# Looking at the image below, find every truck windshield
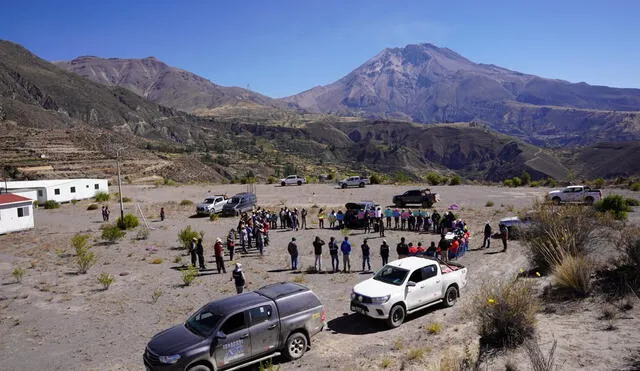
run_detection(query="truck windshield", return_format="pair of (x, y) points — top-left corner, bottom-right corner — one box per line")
(204, 199), (215, 204)
(373, 266), (409, 286)
(229, 197), (240, 204)
(185, 309), (223, 337)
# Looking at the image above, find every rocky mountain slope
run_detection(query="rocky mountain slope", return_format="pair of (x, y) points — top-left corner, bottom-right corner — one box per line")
(54, 56), (289, 114)
(283, 43), (640, 145)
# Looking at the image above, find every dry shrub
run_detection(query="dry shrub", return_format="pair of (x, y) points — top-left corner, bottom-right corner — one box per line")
(525, 338), (557, 371)
(553, 255), (594, 297)
(597, 226), (640, 296)
(472, 278), (539, 348)
(522, 202), (611, 273)
(426, 343), (478, 371)
(426, 322), (443, 335)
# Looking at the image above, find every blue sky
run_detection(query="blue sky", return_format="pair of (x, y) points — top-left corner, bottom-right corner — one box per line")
(1, 0), (639, 98)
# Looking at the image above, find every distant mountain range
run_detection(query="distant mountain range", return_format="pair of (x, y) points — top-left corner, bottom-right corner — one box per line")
(1, 39), (640, 182)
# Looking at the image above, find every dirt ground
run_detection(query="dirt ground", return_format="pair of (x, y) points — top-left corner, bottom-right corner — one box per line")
(1, 184), (639, 371)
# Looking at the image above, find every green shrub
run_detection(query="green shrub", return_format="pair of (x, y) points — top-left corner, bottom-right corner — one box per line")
(151, 258), (163, 264)
(593, 177), (606, 189)
(594, 194), (633, 220)
(117, 213), (139, 229)
(101, 224), (126, 243)
(553, 255), (593, 297)
(173, 255), (183, 264)
(182, 265), (199, 286)
(485, 200), (495, 207)
(72, 233), (90, 255)
(630, 182), (640, 192)
(472, 278), (539, 348)
(369, 174), (383, 185)
(180, 199), (193, 206)
(44, 200), (60, 209)
(425, 322), (443, 334)
(267, 176), (277, 184)
(97, 273), (114, 290)
(95, 192), (110, 202)
(511, 176), (523, 187)
(163, 178), (176, 186)
(521, 171), (531, 186)
(87, 203), (99, 210)
(151, 288), (163, 304)
(393, 171), (411, 184)
(178, 226), (204, 249)
(209, 213), (219, 222)
(76, 247), (96, 274)
(544, 178), (558, 187)
(71, 199), (79, 205)
(426, 172), (442, 186)
(626, 197), (640, 207)
(449, 175), (461, 186)
(529, 181), (540, 187)
(503, 179), (514, 187)
(122, 196), (132, 203)
(33, 200), (38, 207)
(136, 228), (149, 240)
(12, 266), (25, 283)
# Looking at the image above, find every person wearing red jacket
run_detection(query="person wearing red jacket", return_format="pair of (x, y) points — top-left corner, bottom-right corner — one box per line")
(214, 238), (226, 274)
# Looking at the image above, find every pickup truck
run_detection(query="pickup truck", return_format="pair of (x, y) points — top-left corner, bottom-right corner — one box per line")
(195, 195), (228, 215)
(338, 176), (370, 189)
(280, 175), (306, 186)
(144, 282), (325, 371)
(350, 257), (467, 328)
(392, 188), (440, 208)
(548, 185), (602, 205)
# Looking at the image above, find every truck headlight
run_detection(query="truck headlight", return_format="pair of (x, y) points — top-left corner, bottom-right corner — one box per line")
(159, 354), (181, 364)
(350, 291), (356, 300)
(371, 295), (390, 304)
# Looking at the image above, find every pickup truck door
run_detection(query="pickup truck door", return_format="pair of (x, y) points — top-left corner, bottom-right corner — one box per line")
(404, 268), (429, 309)
(248, 304), (280, 358)
(213, 311), (251, 369)
(420, 265), (443, 302)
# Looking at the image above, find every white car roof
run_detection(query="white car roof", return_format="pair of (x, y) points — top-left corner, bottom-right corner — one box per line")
(388, 256), (436, 270)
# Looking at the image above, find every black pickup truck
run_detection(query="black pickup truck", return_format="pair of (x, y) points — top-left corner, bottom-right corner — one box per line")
(392, 189), (440, 208)
(144, 282), (325, 371)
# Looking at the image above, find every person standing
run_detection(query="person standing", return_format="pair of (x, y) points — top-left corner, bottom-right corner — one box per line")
(160, 207), (165, 221)
(363, 212), (370, 234)
(328, 237), (339, 273)
(196, 238), (206, 270)
(426, 241), (437, 257)
(104, 206), (110, 221)
(287, 237), (299, 271)
(361, 239), (371, 272)
(380, 240), (390, 266)
(499, 223), (509, 252)
(189, 237), (198, 268)
(396, 237), (409, 259)
(101, 206), (107, 221)
(230, 263), (246, 294)
(385, 207), (392, 229)
(226, 230), (236, 261)
(431, 210), (440, 234)
(313, 236), (325, 272)
(318, 209), (325, 229)
(379, 217), (385, 237)
(340, 236), (352, 273)
(438, 234), (450, 262)
(301, 208), (307, 230)
(238, 224), (249, 254)
(482, 222), (492, 249)
(255, 226), (265, 256)
(214, 238), (226, 273)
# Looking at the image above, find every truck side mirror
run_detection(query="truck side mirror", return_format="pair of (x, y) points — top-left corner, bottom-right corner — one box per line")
(407, 281), (416, 287)
(214, 331), (226, 340)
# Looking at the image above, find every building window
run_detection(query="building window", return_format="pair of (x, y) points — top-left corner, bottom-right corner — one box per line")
(86, 185), (89, 188)
(38, 190), (43, 197)
(54, 188), (60, 195)
(17, 207), (30, 218)
(95, 184), (99, 190)
(70, 187), (76, 193)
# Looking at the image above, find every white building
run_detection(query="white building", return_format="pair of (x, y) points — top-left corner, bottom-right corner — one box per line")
(1, 179), (109, 204)
(0, 193), (35, 234)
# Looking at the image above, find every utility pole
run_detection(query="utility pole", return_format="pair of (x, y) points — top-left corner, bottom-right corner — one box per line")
(115, 147), (127, 227)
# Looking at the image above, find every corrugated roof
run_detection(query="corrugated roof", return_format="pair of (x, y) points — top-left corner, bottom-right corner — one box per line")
(0, 193), (33, 205)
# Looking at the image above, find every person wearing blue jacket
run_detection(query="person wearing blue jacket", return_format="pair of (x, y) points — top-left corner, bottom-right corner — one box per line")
(340, 236), (352, 273)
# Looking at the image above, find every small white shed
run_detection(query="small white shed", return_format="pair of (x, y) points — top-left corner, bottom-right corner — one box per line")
(2, 179), (109, 204)
(0, 193), (35, 235)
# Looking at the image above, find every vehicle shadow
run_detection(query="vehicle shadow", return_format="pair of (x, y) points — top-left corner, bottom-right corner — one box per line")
(328, 306), (442, 335)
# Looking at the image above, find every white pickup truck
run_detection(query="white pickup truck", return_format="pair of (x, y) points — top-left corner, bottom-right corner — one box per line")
(280, 175), (306, 186)
(338, 176), (370, 189)
(195, 195), (228, 215)
(548, 185), (602, 205)
(350, 257), (467, 328)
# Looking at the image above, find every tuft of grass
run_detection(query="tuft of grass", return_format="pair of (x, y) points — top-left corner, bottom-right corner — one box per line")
(136, 228), (149, 240)
(485, 200), (495, 207)
(44, 200), (60, 209)
(87, 203), (99, 210)
(180, 199), (194, 206)
(151, 258), (164, 264)
(122, 196), (132, 203)
(182, 265), (199, 286)
(102, 224), (126, 243)
(116, 213), (139, 230)
(380, 358), (392, 369)
(626, 197), (640, 207)
(394, 338), (404, 350)
(425, 322), (443, 335)
(209, 213), (219, 222)
(76, 247), (96, 274)
(258, 358), (281, 371)
(595, 194), (633, 220)
(97, 273), (115, 290)
(71, 199), (79, 205)
(12, 266), (25, 283)
(406, 348), (425, 361)
(471, 278), (539, 348)
(340, 228), (351, 237)
(525, 338), (557, 371)
(553, 255), (593, 297)
(94, 191), (110, 202)
(173, 255), (183, 264)
(631, 182), (640, 192)
(293, 274), (306, 284)
(151, 288), (163, 304)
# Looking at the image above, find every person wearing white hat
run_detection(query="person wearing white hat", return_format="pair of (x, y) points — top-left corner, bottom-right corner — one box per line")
(230, 263), (246, 294)
(214, 237), (226, 274)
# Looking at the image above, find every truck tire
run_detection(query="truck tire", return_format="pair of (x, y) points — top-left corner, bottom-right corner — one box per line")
(284, 332), (307, 360)
(422, 201), (432, 208)
(443, 286), (459, 307)
(552, 197), (561, 205)
(297, 180), (302, 186)
(341, 183), (347, 189)
(395, 200), (404, 207)
(188, 365), (211, 371)
(281, 181), (286, 186)
(359, 182), (365, 188)
(584, 196), (594, 205)
(387, 304), (406, 328)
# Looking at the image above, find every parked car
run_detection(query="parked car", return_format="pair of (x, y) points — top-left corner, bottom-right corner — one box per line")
(496, 216), (532, 240)
(338, 176), (370, 189)
(350, 257), (467, 328)
(548, 185), (602, 205)
(344, 201), (378, 229)
(221, 192), (257, 216)
(392, 188), (440, 208)
(195, 195), (229, 216)
(280, 175), (306, 186)
(143, 282), (325, 371)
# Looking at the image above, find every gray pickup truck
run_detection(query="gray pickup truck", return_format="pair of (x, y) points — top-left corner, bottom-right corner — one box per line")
(143, 282), (325, 371)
